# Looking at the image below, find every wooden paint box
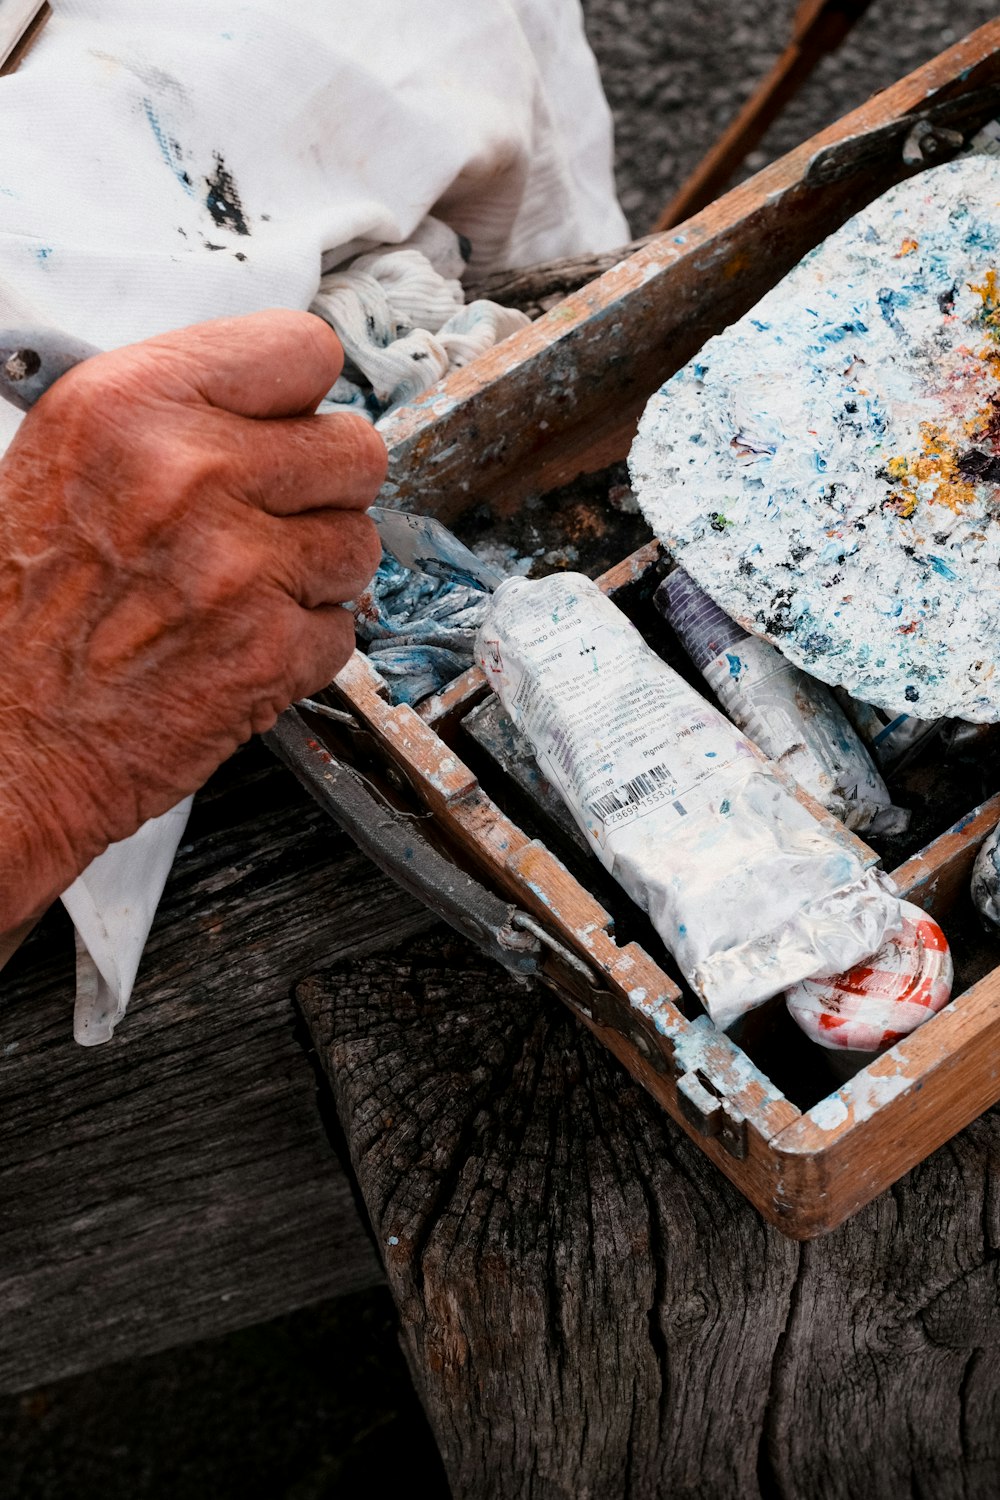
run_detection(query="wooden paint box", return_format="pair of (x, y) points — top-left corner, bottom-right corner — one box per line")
(273, 23), (1000, 1239)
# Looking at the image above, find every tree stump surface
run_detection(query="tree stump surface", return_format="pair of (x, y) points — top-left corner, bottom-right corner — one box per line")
(299, 933), (1000, 1500)
(0, 740), (435, 1393)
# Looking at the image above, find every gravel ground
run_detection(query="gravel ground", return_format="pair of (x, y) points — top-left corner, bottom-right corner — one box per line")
(584, 0), (997, 234)
(3, 5), (998, 1497)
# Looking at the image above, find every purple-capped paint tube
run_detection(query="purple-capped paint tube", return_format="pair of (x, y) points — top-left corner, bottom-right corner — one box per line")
(656, 570), (906, 835)
(784, 902), (952, 1080)
(476, 573), (906, 1031)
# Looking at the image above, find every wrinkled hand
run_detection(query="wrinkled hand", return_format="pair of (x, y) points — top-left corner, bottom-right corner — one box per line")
(0, 309), (386, 931)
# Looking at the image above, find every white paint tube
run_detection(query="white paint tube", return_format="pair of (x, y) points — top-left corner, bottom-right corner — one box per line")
(657, 569), (907, 835)
(971, 823), (1000, 932)
(476, 573), (905, 1030)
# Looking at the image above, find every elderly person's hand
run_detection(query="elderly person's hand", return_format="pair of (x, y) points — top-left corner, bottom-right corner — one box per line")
(0, 308), (385, 935)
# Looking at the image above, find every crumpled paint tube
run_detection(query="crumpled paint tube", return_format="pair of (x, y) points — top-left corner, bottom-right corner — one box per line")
(938, 721), (1000, 758)
(834, 691), (943, 771)
(309, 216), (530, 422)
(354, 553), (492, 706)
(971, 824), (1000, 932)
(476, 572), (905, 1030)
(784, 902), (952, 1077)
(656, 569), (907, 835)
(836, 694), (997, 769)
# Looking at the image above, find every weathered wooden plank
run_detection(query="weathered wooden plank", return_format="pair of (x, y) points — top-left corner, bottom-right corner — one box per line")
(0, 740), (435, 1394)
(764, 1116), (1000, 1500)
(301, 928), (1000, 1498)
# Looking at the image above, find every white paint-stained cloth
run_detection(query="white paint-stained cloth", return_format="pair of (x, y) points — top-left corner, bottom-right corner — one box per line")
(0, 0), (627, 1040)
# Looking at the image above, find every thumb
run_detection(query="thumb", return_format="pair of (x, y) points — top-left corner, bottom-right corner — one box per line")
(108, 309), (347, 420)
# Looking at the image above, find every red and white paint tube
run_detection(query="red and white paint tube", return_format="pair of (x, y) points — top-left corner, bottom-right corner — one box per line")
(657, 569), (907, 834)
(784, 901), (952, 1077)
(476, 572), (906, 1031)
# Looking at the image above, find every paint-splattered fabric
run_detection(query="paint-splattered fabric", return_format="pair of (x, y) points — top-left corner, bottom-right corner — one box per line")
(0, 0), (625, 1041)
(353, 555), (492, 706)
(310, 226), (531, 421)
(0, 0), (624, 463)
(630, 155), (1000, 723)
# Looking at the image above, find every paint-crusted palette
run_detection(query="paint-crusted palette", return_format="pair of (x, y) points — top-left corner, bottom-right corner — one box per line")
(629, 155), (1000, 722)
(272, 27), (1000, 1237)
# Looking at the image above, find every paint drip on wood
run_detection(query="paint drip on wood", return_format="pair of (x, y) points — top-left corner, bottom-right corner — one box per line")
(629, 157), (1000, 722)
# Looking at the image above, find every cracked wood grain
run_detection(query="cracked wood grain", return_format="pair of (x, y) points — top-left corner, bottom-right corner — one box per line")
(298, 934), (798, 1500)
(300, 931), (1000, 1499)
(761, 1123), (1000, 1500)
(0, 740), (435, 1394)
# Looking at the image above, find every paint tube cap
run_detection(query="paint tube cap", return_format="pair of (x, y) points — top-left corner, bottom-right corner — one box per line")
(784, 901), (953, 1053)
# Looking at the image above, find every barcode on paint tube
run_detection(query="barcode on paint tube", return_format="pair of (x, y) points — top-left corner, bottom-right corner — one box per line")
(587, 763), (674, 822)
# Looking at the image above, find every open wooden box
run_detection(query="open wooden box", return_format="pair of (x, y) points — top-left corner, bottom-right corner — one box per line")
(272, 23), (1000, 1239)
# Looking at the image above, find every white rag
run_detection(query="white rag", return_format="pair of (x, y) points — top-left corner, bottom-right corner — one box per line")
(0, 0), (627, 1040)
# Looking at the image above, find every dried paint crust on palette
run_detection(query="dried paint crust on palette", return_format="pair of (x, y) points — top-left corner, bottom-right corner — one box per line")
(629, 153), (1000, 724)
(274, 29), (1000, 1236)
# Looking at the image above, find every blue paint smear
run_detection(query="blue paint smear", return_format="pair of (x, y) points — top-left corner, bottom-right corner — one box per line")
(142, 97), (194, 197)
(35, 246), (52, 265)
(877, 286), (907, 335)
(928, 555), (957, 580)
(812, 320), (868, 349)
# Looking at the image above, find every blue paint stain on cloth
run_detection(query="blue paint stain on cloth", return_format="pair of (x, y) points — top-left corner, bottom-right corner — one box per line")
(354, 553), (491, 705)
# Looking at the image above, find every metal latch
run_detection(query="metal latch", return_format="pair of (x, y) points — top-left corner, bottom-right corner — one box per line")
(677, 1069), (748, 1160)
(804, 86), (1000, 186)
